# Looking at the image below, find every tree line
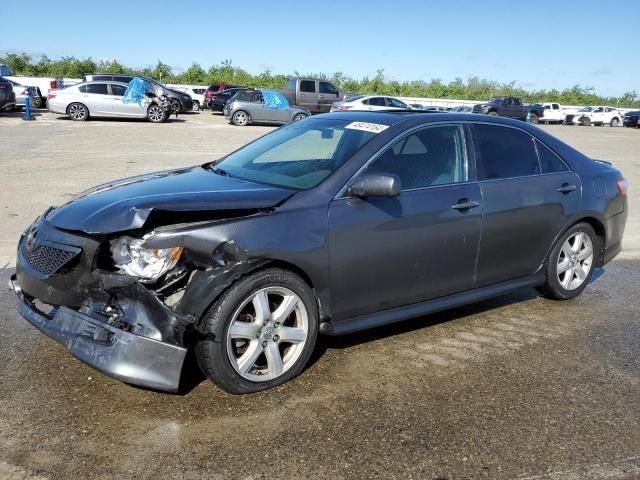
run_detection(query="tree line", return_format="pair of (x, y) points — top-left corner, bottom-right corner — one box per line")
(2, 52), (638, 107)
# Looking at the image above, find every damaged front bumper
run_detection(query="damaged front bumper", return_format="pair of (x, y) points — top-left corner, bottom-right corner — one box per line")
(11, 276), (187, 392)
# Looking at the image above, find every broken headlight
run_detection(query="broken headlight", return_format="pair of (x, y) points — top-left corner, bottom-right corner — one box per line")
(110, 236), (183, 281)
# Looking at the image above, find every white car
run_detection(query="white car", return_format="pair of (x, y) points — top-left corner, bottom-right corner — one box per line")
(176, 86), (206, 111)
(539, 103), (566, 124)
(565, 106), (622, 127)
(331, 94), (410, 112)
(48, 81), (168, 122)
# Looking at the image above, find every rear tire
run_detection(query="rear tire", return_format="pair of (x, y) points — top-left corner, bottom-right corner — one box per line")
(67, 103), (89, 121)
(192, 101), (200, 111)
(528, 112), (539, 124)
(195, 268), (318, 394)
(232, 110), (250, 126)
(536, 222), (598, 300)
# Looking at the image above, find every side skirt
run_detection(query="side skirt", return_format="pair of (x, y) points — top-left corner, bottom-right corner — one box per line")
(321, 272), (546, 336)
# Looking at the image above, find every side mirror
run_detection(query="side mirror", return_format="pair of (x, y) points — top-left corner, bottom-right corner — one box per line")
(348, 173), (401, 198)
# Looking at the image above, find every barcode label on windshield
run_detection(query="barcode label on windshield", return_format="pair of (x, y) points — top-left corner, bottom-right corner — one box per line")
(344, 122), (389, 133)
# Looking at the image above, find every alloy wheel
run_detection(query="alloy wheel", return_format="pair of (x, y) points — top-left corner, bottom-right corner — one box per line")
(557, 231), (593, 291)
(69, 104), (87, 120)
(233, 111), (248, 126)
(148, 105), (164, 122)
(226, 287), (309, 382)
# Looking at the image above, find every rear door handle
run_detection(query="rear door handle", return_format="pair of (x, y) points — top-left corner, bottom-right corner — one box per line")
(451, 200), (480, 211)
(557, 184), (577, 193)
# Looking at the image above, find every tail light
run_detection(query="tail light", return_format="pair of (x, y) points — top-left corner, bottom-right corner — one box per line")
(616, 179), (628, 196)
(339, 105), (352, 111)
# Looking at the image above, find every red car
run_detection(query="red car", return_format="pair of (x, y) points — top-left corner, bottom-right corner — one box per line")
(204, 84), (243, 109)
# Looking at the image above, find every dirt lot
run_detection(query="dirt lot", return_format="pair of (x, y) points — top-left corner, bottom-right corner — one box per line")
(0, 110), (639, 480)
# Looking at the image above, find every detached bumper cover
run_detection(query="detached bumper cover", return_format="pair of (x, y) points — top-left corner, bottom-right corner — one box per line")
(11, 275), (187, 392)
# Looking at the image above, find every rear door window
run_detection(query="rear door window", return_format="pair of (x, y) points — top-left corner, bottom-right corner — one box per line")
(300, 80), (316, 93)
(368, 97), (386, 107)
(474, 124), (540, 180)
(84, 83), (109, 95)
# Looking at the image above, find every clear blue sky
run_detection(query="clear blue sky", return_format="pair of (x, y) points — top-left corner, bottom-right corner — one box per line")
(3, 0), (639, 96)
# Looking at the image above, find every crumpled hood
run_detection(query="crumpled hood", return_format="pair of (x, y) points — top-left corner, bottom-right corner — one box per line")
(46, 166), (293, 234)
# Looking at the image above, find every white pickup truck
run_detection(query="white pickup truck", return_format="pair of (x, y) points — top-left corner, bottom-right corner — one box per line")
(539, 103), (566, 124)
(564, 106), (623, 127)
(0, 64), (66, 108)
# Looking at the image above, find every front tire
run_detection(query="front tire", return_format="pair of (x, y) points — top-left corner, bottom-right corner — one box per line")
(232, 110), (250, 126)
(67, 102), (89, 121)
(196, 268), (318, 394)
(537, 223), (597, 300)
(147, 104), (166, 123)
(610, 117), (619, 127)
(192, 101), (200, 111)
(528, 112), (539, 124)
(580, 116), (591, 126)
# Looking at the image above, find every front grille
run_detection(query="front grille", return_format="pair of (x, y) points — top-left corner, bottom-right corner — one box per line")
(21, 242), (78, 276)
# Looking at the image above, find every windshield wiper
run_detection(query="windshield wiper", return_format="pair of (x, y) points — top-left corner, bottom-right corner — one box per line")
(210, 166), (232, 178)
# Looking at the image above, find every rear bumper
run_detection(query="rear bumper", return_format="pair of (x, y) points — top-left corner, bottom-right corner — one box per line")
(11, 275), (187, 392)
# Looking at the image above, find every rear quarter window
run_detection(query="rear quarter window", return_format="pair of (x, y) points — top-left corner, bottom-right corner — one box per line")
(535, 140), (569, 173)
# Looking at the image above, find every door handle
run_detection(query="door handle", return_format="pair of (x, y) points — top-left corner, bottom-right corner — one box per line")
(557, 184), (577, 193)
(451, 200), (480, 211)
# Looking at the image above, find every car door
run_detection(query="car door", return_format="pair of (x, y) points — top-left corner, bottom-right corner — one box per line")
(328, 123), (483, 321)
(80, 83), (112, 116)
(298, 80), (317, 111)
(318, 81), (340, 113)
(512, 98), (524, 118)
(364, 97), (387, 111)
(108, 83), (146, 117)
(472, 123), (581, 287)
(590, 106), (605, 123)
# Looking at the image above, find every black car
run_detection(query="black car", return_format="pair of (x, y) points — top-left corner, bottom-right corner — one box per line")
(82, 74), (193, 113)
(12, 113), (628, 394)
(207, 87), (253, 112)
(623, 110), (640, 128)
(0, 76), (16, 111)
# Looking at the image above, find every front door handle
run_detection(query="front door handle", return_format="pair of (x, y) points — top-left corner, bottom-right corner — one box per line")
(557, 184), (577, 194)
(451, 199), (480, 211)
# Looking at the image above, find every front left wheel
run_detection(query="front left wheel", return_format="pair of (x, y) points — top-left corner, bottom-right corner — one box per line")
(196, 268), (319, 394)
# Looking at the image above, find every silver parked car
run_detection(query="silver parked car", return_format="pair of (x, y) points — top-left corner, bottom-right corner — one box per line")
(224, 89), (310, 126)
(7, 80), (40, 109)
(48, 81), (168, 122)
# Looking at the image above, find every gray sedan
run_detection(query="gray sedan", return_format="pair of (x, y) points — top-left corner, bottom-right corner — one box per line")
(224, 89), (310, 126)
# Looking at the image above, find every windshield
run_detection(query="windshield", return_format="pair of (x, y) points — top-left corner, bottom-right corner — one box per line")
(211, 118), (382, 190)
(578, 107), (593, 112)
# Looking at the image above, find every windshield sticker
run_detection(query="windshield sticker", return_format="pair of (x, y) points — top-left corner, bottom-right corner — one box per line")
(344, 122), (389, 133)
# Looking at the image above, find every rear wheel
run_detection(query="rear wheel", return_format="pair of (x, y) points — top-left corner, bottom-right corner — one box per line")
(537, 223), (597, 300)
(232, 110), (250, 126)
(196, 268), (318, 394)
(171, 99), (181, 113)
(68, 103), (89, 121)
(610, 117), (620, 127)
(528, 112), (539, 124)
(192, 101), (200, 111)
